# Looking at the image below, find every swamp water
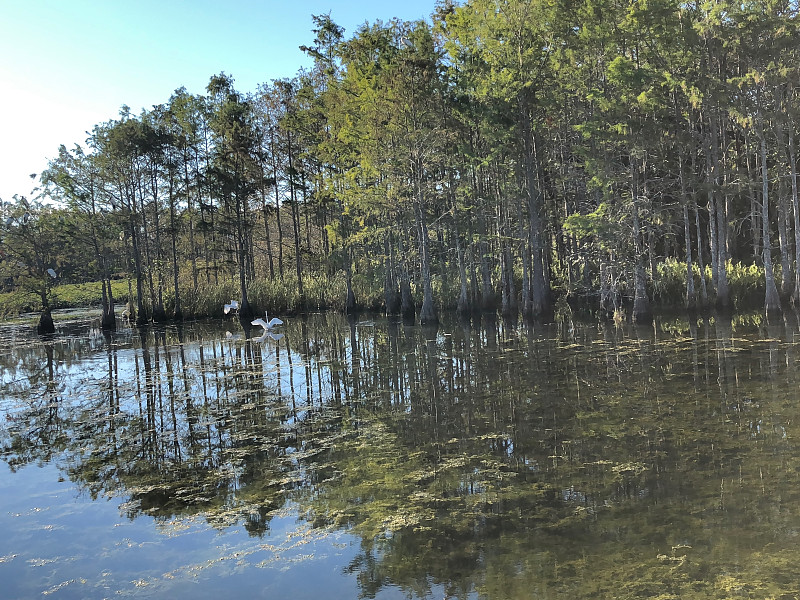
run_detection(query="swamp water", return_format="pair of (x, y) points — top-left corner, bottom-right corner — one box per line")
(1, 312), (800, 599)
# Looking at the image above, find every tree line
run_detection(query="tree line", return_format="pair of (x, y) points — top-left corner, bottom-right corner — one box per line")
(2, 0), (799, 332)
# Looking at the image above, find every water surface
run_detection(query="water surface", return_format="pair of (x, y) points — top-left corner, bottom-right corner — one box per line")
(2, 312), (800, 598)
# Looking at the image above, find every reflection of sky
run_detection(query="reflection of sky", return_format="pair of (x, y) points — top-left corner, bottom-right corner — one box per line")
(0, 320), (334, 415)
(0, 461), (369, 599)
(5, 313), (798, 599)
(0, 316), (433, 598)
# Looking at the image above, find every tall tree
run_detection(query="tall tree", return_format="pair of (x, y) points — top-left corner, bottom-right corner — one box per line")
(444, 0), (563, 318)
(206, 73), (259, 322)
(0, 197), (67, 333)
(43, 144), (119, 329)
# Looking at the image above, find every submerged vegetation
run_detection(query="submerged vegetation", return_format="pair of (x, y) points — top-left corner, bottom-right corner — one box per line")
(3, 314), (800, 597)
(2, 0), (800, 330)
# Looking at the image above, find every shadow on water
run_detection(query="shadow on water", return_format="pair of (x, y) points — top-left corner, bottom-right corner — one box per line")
(3, 311), (800, 597)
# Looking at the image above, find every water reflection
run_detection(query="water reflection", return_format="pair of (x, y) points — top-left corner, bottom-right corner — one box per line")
(2, 313), (800, 598)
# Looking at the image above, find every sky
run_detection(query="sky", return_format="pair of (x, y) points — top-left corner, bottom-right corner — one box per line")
(0, 0), (436, 204)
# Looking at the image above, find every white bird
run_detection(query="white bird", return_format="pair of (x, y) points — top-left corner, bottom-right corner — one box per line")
(46, 268), (57, 279)
(251, 311), (283, 331)
(223, 300), (239, 314)
(253, 330), (284, 343)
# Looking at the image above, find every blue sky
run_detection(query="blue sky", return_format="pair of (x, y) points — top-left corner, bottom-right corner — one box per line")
(0, 0), (436, 204)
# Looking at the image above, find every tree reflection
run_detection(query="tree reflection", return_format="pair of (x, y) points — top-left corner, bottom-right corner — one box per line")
(3, 313), (800, 597)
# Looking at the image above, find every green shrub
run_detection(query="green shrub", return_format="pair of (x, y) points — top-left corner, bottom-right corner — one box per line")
(0, 290), (38, 318)
(726, 261), (765, 309)
(351, 270), (383, 311)
(189, 280), (241, 318)
(653, 258), (772, 309)
(187, 270), (352, 317)
(50, 280), (130, 309)
(303, 270), (348, 311)
(2, 259), (782, 323)
(652, 258), (708, 306)
(0, 280), (131, 319)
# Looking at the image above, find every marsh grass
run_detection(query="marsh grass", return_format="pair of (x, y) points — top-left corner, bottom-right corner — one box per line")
(727, 261), (770, 309)
(0, 290), (38, 319)
(170, 270), (353, 319)
(0, 259), (783, 322)
(653, 258), (771, 309)
(0, 280), (130, 319)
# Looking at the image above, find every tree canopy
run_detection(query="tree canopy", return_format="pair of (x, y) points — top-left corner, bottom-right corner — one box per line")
(3, 1), (800, 327)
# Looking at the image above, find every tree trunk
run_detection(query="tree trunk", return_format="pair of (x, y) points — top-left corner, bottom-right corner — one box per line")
(398, 232), (415, 320)
(37, 307), (55, 335)
(678, 152), (696, 310)
(455, 227), (470, 316)
(125, 265), (136, 324)
(789, 117), (800, 306)
(235, 185), (254, 323)
(708, 115), (729, 309)
(128, 206), (148, 325)
(520, 98), (550, 316)
(415, 191), (437, 325)
(261, 174), (276, 280)
(287, 131), (305, 305)
(384, 258), (400, 315)
(92, 211), (116, 330)
(345, 248), (356, 314)
(778, 171), (792, 298)
(270, 128), (285, 280)
(150, 172), (167, 322)
(776, 103), (794, 299)
(100, 275), (116, 331)
(517, 191), (532, 317)
(499, 200), (516, 318)
(184, 150), (199, 294)
(400, 277), (415, 322)
(705, 134), (719, 294)
(759, 111), (782, 315)
(135, 178), (158, 321)
(384, 234), (400, 315)
(746, 138), (761, 262)
(479, 225), (494, 311)
(692, 202), (708, 307)
(630, 157), (652, 324)
(168, 182), (183, 321)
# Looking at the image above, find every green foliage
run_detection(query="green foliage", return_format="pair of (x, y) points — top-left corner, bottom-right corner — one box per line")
(0, 280), (130, 319)
(653, 258), (774, 310)
(6, 1), (799, 323)
(652, 258), (704, 305)
(350, 269), (384, 311)
(182, 271), (350, 318)
(248, 271), (348, 313)
(563, 202), (621, 251)
(188, 280), (241, 318)
(727, 261), (768, 309)
(52, 280), (130, 309)
(0, 290), (38, 319)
